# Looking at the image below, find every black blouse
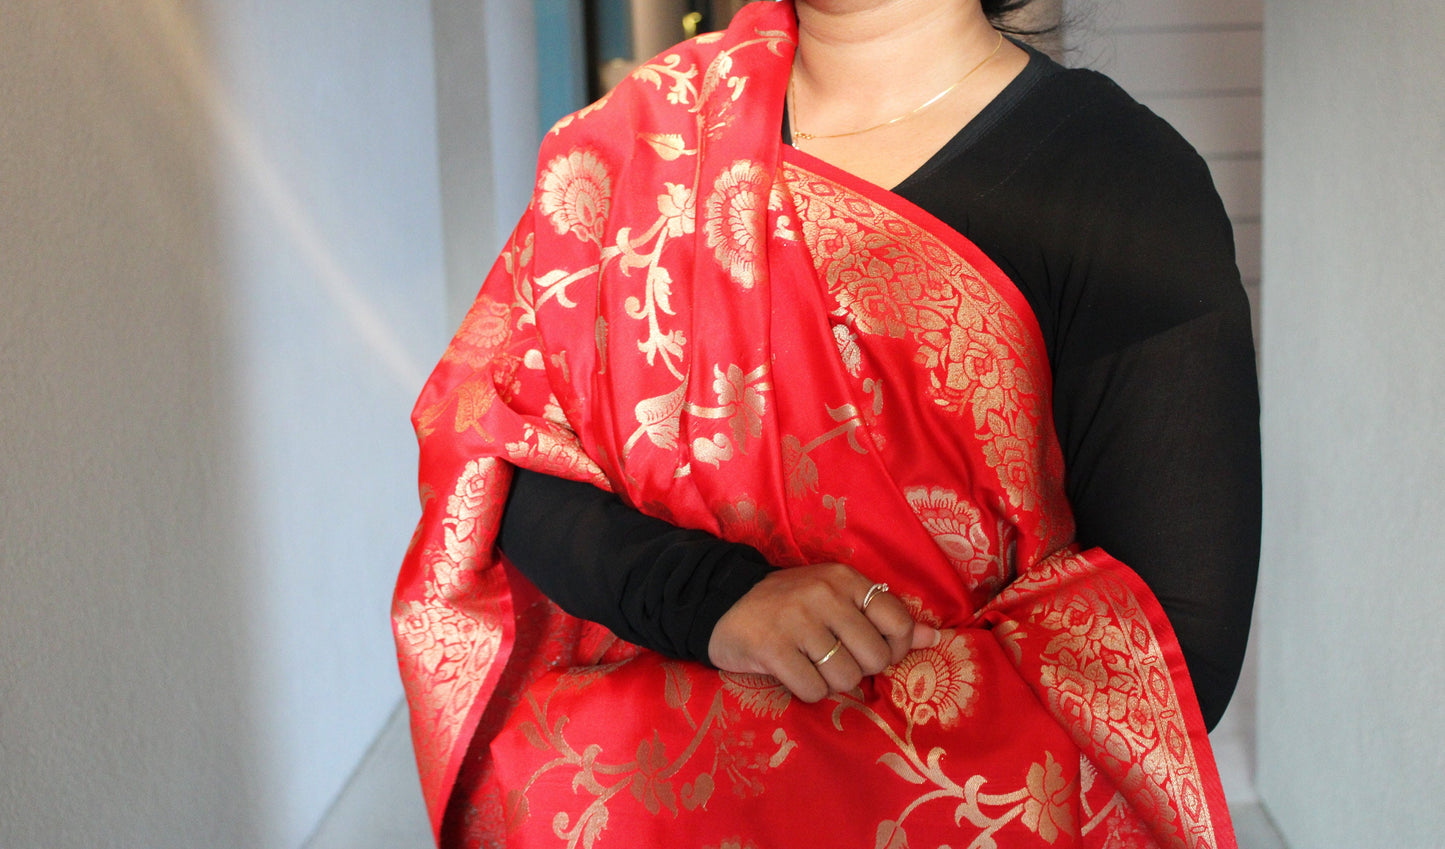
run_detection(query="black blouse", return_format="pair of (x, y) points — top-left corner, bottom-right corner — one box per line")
(496, 47), (1261, 730)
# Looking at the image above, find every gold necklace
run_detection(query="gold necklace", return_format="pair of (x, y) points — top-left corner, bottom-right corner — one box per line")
(789, 31), (1005, 143)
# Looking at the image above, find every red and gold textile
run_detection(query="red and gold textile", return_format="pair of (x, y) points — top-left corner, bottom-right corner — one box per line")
(394, 3), (1235, 847)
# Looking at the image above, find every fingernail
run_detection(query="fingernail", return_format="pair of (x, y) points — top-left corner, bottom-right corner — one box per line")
(928, 627), (942, 647)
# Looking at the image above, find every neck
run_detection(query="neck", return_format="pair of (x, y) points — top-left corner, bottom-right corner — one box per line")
(792, 0), (1001, 120)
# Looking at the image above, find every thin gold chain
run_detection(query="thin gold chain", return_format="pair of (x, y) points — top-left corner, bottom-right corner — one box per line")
(789, 32), (1005, 143)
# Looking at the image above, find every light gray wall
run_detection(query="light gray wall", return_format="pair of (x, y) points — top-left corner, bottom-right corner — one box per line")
(0, 1), (446, 847)
(1257, 3), (1445, 847)
(432, 0), (539, 327)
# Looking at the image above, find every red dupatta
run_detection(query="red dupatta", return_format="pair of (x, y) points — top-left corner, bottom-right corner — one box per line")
(394, 4), (1235, 847)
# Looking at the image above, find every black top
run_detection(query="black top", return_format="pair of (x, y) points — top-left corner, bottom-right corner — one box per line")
(497, 47), (1261, 730)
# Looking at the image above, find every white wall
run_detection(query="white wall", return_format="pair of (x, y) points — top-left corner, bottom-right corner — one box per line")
(0, 1), (447, 846)
(1257, 3), (1445, 847)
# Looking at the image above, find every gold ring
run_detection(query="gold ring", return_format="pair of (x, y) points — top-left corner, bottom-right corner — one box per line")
(861, 582), (890, 612)
(813, 638), (843, 666)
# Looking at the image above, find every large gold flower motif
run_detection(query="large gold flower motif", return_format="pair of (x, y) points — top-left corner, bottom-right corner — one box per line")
(714, 495), (791, 564)
(704, 160), (771, 289)
(903, 486), (1001, 591)
(442, 297), (512, 368)
(886, 632), (978, 729)
(537, 148), (612, 243)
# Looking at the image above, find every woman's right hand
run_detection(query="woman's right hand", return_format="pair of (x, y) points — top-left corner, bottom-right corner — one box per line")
(706, 562), (940, 703)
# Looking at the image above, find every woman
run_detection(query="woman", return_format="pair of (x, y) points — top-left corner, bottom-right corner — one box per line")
(395, 1), (1259, 846)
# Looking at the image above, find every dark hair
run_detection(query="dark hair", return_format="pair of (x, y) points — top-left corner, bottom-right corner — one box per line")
(981, 0), (1053, 36)
(982, 0), (1036, 17)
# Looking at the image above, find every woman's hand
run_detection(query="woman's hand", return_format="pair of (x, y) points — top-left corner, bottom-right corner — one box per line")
(707, 562), (940, 703)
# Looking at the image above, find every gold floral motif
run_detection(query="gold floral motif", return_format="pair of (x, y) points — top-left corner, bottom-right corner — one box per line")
(502, 672), (792, 847)
(393, 459), (508, 810)
(630, 731), (679, 815)
(442, 297), (513, 368)
(1005, 551), (1220, 848)
(503, 421), (608, 487)
(657, 182), (696, 237)
(1022, 753), (1078, 843)
(704, 160), (771, 290)
(683, 363), (772, 459)
(787, 163), (1070, 544)
(903, 486), (1006, 593)
(714, 363), (768, 449)
(538, 148), (612, 244)
(713, 495), (791, 565)
(885, 631), (978, 729)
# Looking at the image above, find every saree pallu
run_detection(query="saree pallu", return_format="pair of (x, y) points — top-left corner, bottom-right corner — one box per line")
(394, 4), (1235, 847)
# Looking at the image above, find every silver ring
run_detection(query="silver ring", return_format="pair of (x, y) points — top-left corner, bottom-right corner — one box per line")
(813, 638), (843, 666)
(861, 582), (890, 612)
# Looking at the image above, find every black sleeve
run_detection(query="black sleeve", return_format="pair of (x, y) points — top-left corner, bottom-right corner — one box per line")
(496, 468), (777, 662)
(1043, 92), (1261, 731)
(899, 69), (1261, 729)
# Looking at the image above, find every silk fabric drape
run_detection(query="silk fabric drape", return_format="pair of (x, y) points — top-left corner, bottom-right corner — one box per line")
(394, 4), (1235, 847)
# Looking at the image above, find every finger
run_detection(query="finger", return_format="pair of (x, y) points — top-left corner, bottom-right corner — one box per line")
(827, 607), (894, 676)
(766, 644), (831, 704)
(811, 636), (865, 694)
(861, 590), (919, 665)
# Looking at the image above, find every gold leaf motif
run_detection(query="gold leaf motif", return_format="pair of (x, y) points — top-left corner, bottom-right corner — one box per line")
(720, 672), (792, 718)
(833, 324), (862, 376)
(681, 773), (714, 811)
(639, 132), (694, 161)
(874, 820), (909, 849)
(594, 316), (608, 373)
(628, 378), (688, 453)
(782, 434), (819, 497)
(453, 378), (494, 434)
(662, 661), (693, 709)
(877, 751), (928, 785)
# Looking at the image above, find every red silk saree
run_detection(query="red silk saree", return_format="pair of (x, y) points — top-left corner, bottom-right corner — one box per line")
(394, 4), (1235, 847)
